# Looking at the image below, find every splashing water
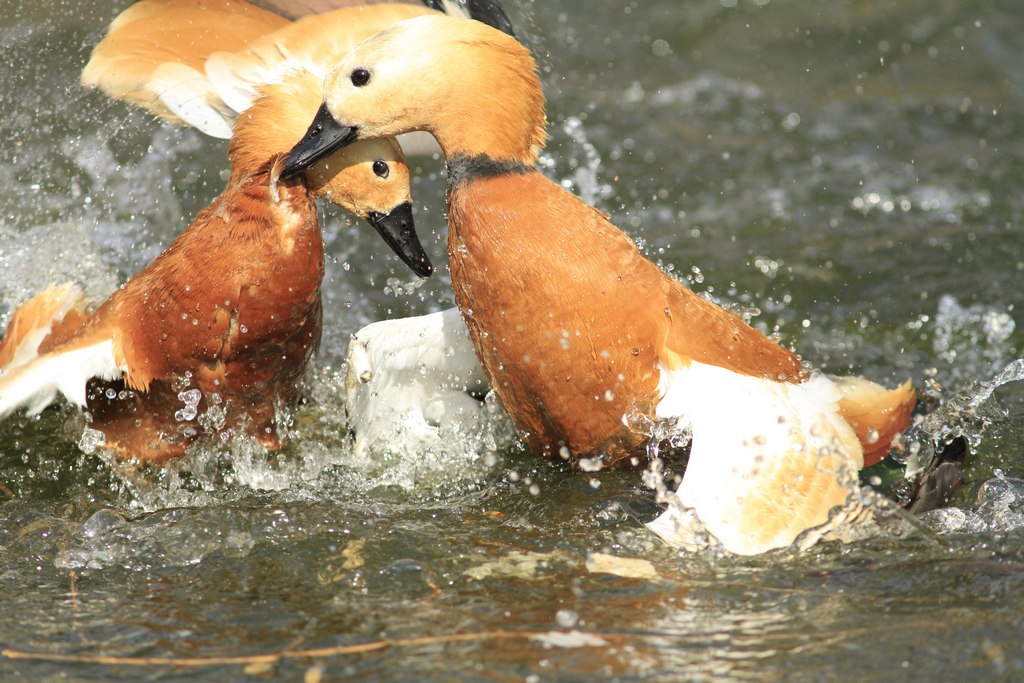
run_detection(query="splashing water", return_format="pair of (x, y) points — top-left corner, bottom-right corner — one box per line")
(555, 116), (614, 205)
(901, 358), (1024, 478)
(920, 470), (1024, 534)
(932, 294), (1017, 387)
(300, 369), (516, 499)
(900, 358), (1024, 536)
(970, 358), (1024, 409)
(173, 388), (202, 423)
(619, 406), (724, 554)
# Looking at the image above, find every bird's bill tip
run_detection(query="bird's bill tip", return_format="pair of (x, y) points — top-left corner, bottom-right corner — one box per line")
(282, 102), (359, 179)
(367, 201), (434, 278)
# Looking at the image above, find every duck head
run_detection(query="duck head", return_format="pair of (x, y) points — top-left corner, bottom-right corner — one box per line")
(233, 69), (432, 277)
(282, 14), (547, 177)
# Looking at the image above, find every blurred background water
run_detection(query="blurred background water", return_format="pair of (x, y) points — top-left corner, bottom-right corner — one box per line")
(2, 0), (1024, 680)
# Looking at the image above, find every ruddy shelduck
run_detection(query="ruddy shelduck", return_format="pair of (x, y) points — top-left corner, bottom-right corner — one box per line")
(281, 15), (918, 554)
(0, 65), (425, 463)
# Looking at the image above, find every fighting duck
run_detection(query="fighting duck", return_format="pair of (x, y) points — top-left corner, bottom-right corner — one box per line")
(282, 15), (918, 554)
(0, 68), (425, 462)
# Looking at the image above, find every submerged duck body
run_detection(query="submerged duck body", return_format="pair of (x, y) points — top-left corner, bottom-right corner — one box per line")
(282, 15), (916, 553)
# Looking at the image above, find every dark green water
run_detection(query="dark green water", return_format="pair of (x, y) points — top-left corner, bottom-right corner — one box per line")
(2, 0), (1024, 680)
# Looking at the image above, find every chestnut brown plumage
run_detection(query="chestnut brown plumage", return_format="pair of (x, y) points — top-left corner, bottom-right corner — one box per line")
(0, 72), (414, 462)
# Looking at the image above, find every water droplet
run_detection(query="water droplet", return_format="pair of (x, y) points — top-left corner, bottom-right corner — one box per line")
(174, 388), (202, 422)
(77, 427), (106, 454)
(555, 609), (579, 628)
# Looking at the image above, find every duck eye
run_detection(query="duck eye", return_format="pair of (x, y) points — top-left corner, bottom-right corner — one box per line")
(372, 160), (389, 178)
(351, 68), (371, 87)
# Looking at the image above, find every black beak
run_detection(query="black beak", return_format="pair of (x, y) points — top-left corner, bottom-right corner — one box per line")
(466, 0), (516, 37)
(367, 202), (433, 277)
(281, 102), (358, 180)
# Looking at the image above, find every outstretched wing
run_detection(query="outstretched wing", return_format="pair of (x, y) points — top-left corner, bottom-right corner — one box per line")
(80, 0), (289, 135)
(81, 0), (437, 144)
(345, 307), (490, 457)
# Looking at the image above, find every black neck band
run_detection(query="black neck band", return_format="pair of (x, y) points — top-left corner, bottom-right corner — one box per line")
(447, 153), (534, 190)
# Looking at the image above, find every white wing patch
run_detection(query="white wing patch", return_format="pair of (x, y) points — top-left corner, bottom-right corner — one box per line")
(0, 340), (123, 417)
(151, 62), (235, 139)
(344, 308), (489, 457)
(648, 361), (864, 555)
(205, 50), (293, 119)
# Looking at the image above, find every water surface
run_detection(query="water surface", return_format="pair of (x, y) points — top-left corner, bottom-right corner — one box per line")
(2, 0), (1023, 680)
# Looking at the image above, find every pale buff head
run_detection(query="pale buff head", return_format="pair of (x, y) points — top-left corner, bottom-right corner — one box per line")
(317, 14), (547, 164)
(229, 69), (411, 220)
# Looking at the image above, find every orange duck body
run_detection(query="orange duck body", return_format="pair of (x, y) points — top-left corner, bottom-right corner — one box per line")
(84, 165), (322, 459)
(447, 168), (810, 461)
(0, 161), (322, 461)
(282, 15), (917, 552)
